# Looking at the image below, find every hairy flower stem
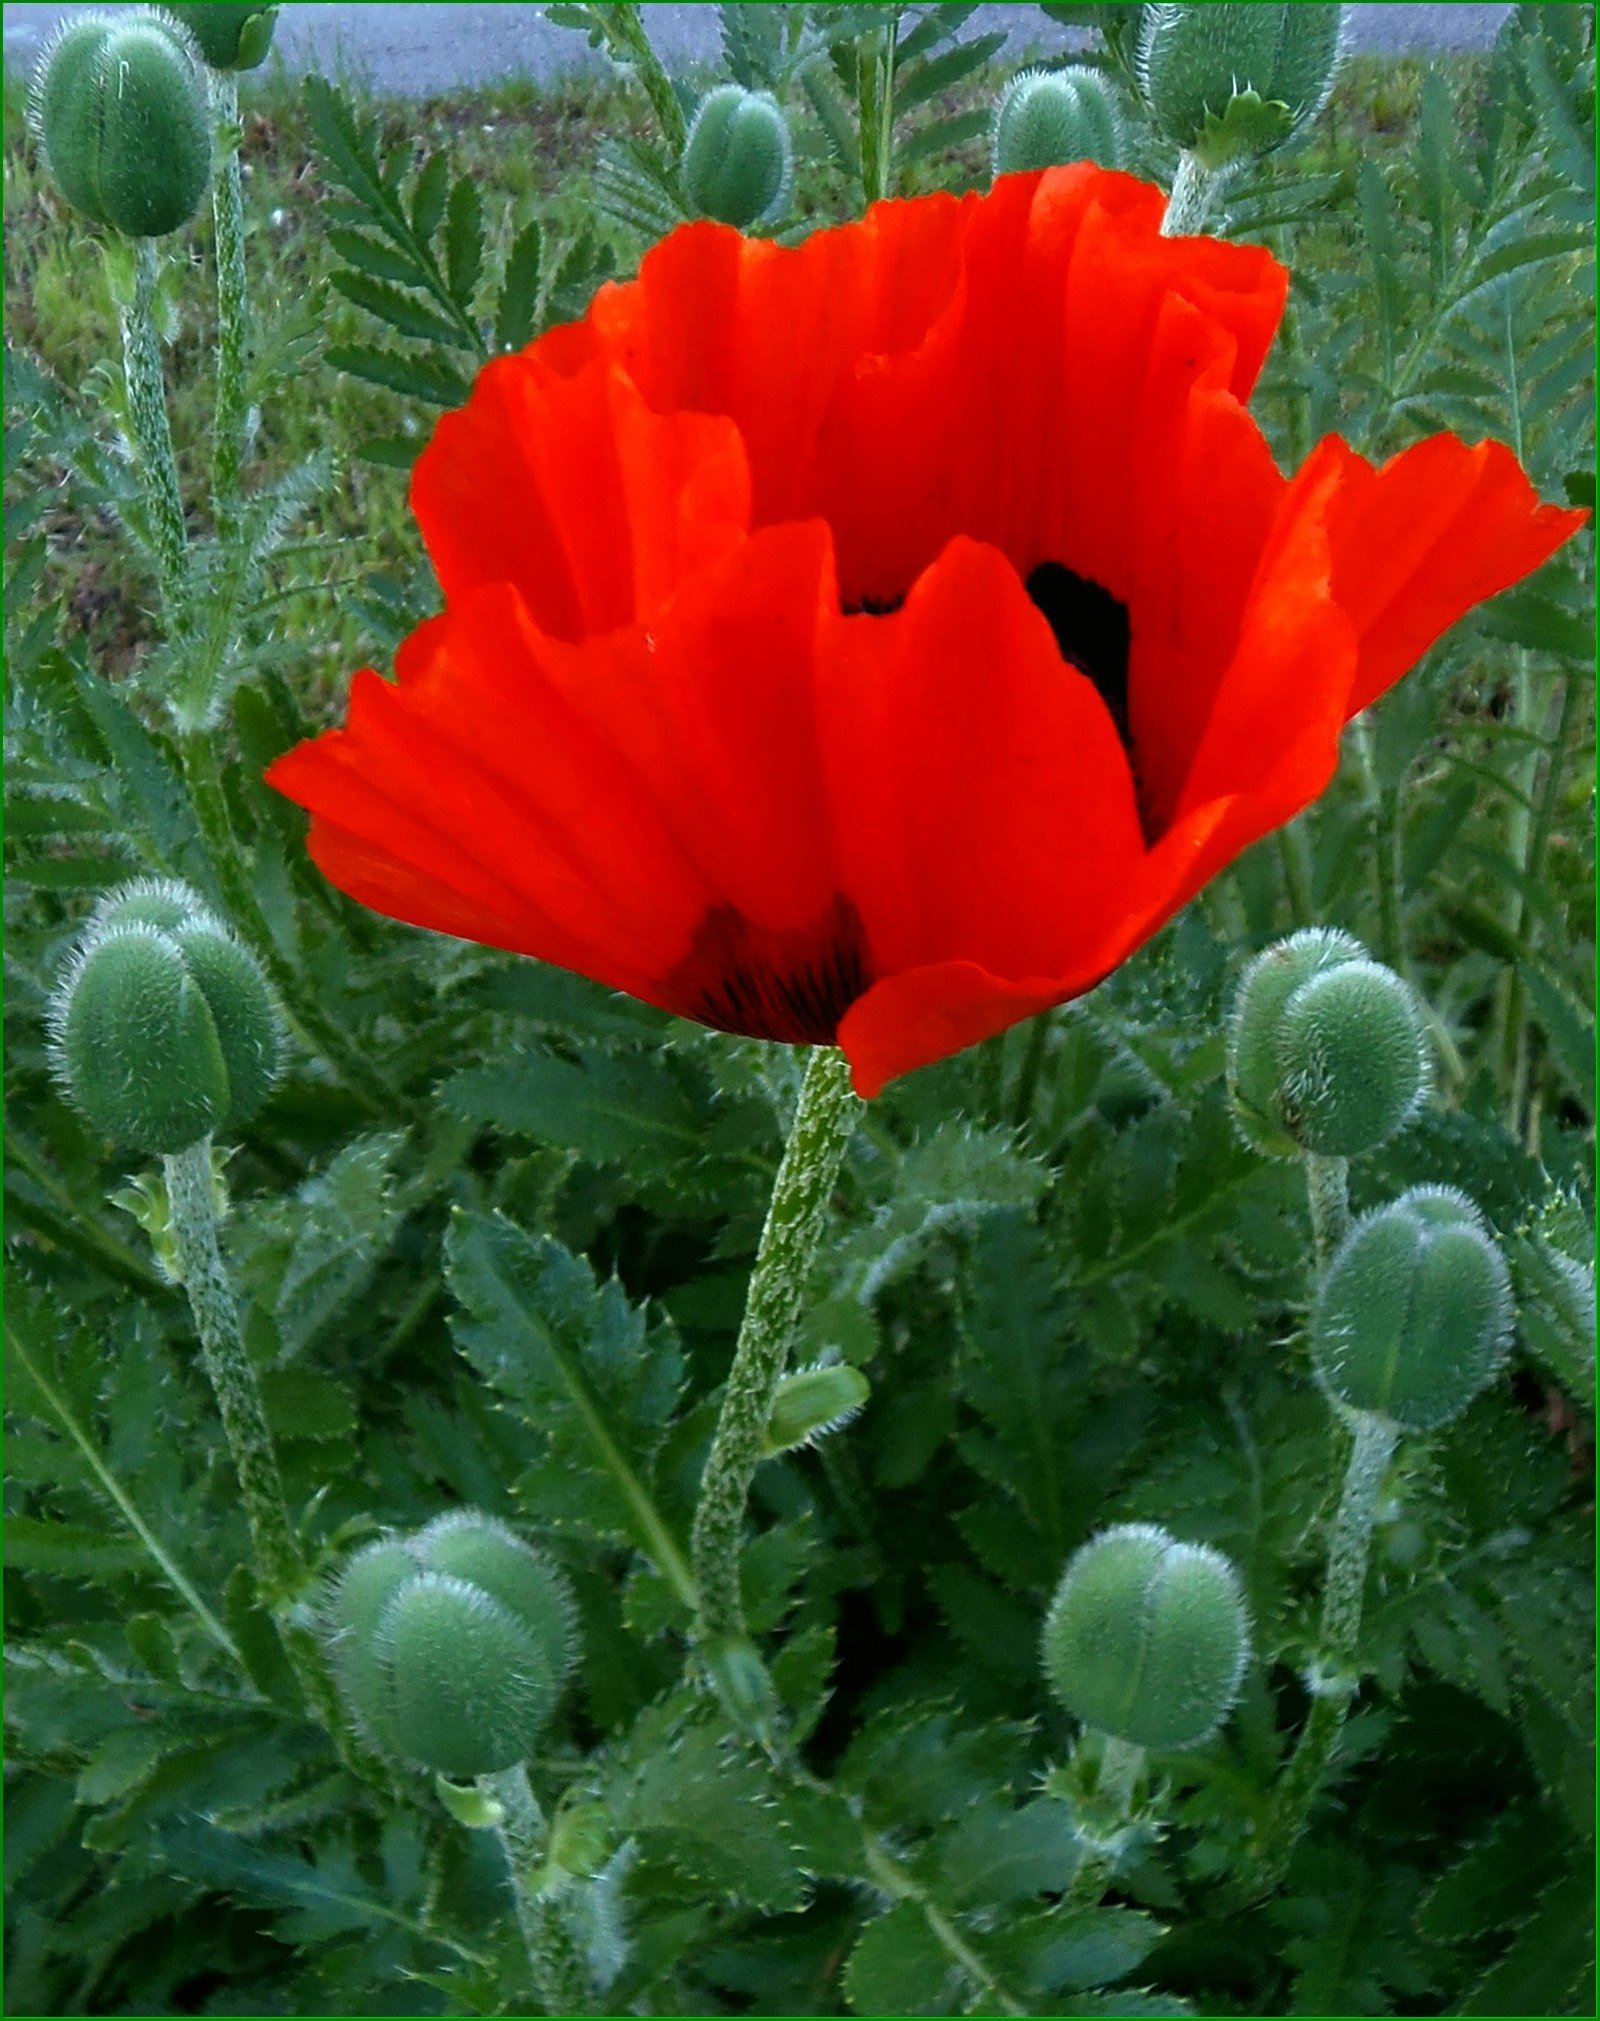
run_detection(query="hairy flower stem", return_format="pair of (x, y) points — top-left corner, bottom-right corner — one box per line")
(1248, 1410), (1399, 1897)
(1304, 1153), (1350, 1270)
(163, 1138), (300, 1600)
(1161, 151), (1228, 236)
(117, 237), (190, 627)
(692, 1045), (861, 1643)
(478, 1765), (594, 2017)
(209, 71), (249, 544)
(162, 1138), (347, 1738)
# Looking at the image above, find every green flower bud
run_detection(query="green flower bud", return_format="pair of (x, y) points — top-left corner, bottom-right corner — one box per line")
(411, 1510), (577, 1698)
(1311, 1187), (1513, 1432)
(325, 1537), (417, 1755)
(1228, 929), (1426, 1160)
(1043, 1524), (1249, 1751)
(991, 66), (1123, 178)
(1277, 959), (1428, 1158)
(50, 890), (281, 1156)
(682, 84), (792, 229)
(30, 11), (212, 237)
(163, 3), (280, 70)
(378, 1574), (560, 1780)
(701, 1632), (781, 1741)
(1136, 3), (1343, 170)
(323, 1516), (578, 1778)
(762, 1359), (870, 1456)
(89, 875), (200, 936)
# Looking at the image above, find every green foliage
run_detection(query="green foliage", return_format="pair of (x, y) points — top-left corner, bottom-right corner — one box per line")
(3, 7), (1594, 2016)
(306, 73), (614, 460)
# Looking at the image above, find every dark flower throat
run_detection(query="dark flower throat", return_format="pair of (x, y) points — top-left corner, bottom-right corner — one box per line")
(674, 567), (1135, 1046)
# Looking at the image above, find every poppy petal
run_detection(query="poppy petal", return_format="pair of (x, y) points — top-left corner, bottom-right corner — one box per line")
(571, 196), (973, 526)
(412, 358), (752, 637)
(817, 535), (1147, 983)
(838, 960), (1069, 1099)
(1314, 433), (1589, 716)
(530, 520), (844, 937)
(267, 592), (716, 990)
(801, 169), (1288, 607)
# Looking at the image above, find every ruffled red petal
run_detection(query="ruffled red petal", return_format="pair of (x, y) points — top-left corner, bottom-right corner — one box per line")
(411, 358), (751, 636)
(816, 536), (1145, 984)
(272, 170), (1587, 1094)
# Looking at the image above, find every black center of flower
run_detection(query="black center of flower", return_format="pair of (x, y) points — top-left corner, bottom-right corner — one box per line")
(1024, 562), (1133, 756)
(670, 894), (874, 1045)
(842, 592), (906, 617)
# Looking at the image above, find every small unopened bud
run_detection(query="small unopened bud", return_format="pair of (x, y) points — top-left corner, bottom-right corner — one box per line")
(1229, 929), (1426, 1160)
(410, 1510), (578, 1698)
(323, 1515), (577, 1779)
(1311, 1187), (1513, 1432)
(163, 3), (280, 71)
(30, 11), (212, 237)
(701, 1633), (781, 1741)
(1043, 1524), (1249, 1751)
(991, 66), (1122, 178)
(1136, 2), (1343, 170)
(49, 881), (281, 1154)
(762, 1359), (869, 1456)
(682, 84), (792, 229)
(1277, 960), (1428, 1158)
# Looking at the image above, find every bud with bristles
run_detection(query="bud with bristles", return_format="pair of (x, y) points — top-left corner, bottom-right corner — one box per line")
(1137, 3), (1344, 171)
(30, 10), (212, 237)
(1043, 1523), (1249, 1751)
(49, 880), (281, 1154)
(1228, 928), (1426, 1160)
(992, 65), (1123, 178)
(1311, 1188), (1514, 1433)
(322, 1514), (578, 1779)
(682, 84), (792, 229)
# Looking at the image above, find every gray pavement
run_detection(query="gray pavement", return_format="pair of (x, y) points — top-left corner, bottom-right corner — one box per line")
(3, 2), (1519, 95)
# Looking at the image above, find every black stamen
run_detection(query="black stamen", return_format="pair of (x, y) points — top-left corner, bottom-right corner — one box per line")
(671, 895), (874, 1045)
(842, 593), (906, 618)
(1024, 561), (1133, 754)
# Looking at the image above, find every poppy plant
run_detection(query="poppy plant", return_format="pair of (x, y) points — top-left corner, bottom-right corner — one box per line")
(269, 165), (1583, 1097)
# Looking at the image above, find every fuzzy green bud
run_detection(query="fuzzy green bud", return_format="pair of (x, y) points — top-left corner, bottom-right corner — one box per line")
(49, 882), (281, 1154)
(762, 1359), (870, 1456)
(682, 84), (792, 229)
(1043, 1524), (1249, 1751)
(163, 3), (280, 70)
(1228, 929), (1426, 1159)
(1136, 3), (1343, 169)
(410, 1510), (578, 1697)
(325, 1537), (416, 1755)
(1276, 959), (1428, 1158)
(991, 65), (1123, 177)
(1311, 1187), (1514, 1432)
(324, 1515), (577, 1778)
(30, 11), (212, 237)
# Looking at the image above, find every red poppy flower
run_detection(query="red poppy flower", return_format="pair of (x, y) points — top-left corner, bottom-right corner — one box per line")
(269, 166), (1582, 1097)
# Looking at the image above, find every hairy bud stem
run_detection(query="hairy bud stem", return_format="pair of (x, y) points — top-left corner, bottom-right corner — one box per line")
(692, 1045), (861, 1645)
